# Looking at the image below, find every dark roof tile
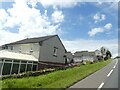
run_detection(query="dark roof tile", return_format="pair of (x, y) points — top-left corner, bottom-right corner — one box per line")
(6, 35), (57, 45)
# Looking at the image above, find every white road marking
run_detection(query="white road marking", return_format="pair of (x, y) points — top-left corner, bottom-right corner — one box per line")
(107, 69), (113, 77)
(97, 82), (104, 90)
(113, 60), (118, 69)
(113, 65), (116, 69)
(98, 60), (117, 90)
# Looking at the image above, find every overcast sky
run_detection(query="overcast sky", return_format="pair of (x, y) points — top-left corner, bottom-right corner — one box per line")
(0, 0), (118, 57)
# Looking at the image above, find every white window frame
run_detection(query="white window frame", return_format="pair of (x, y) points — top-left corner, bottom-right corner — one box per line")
(29, 44), (33, 53)
(1, 59), (5, 75)
(10, 60), (13, 75)
(53, 47), (58, 56)
(19, 46), (22, 53)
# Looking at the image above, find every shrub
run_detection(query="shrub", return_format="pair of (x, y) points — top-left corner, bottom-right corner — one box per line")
(1, 69), (56, 80)
(82, 62), (86, 65)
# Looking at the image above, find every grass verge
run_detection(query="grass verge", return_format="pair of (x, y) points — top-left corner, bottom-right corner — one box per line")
(2, 59), (112, 88)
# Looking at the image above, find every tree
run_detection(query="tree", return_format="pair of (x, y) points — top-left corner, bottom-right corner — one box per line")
(105, 50), (112, 60)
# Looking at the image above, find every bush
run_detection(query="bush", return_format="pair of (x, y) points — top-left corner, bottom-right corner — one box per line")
(1, 69), (56, 80)
(90, 61), (94, 64)
(82, 62), (86, 65)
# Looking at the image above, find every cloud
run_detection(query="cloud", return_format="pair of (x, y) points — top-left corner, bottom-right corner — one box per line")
(88, 28), (104, 37)
(0, 29), (21, 45)
(93, 13), (106, 23)
(62, 39), (118, 57)
(0, 9), (8, 29)
(0, 0), (65, 45)
(93, 2), (118, 20)
(88, 23), (112, 37)
(96, 1), (118, 11)
(27, 0), (38, 8)
(52, 10), (64, 23)
(104, 23), (112, 30)
(38, 0), (78, 8)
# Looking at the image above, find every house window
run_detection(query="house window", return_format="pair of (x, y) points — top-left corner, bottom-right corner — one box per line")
(11, 46), (13, 50)
(26, 64), (32, 71)
(11, 64), (19, 74)
(5, 46), (8, 49)
(19, 46), (21, 53)
(20, 64), (26, 73)
(2, 46), (8, 50)
(30, 47), (33, 53)
(32, 65), (37, 71)
(53, 47), (58, 56)
(65, 58), (67, 65)
(2, 63), (12, 75)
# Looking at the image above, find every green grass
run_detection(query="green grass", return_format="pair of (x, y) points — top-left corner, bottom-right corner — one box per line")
(2, 59), (112, 88)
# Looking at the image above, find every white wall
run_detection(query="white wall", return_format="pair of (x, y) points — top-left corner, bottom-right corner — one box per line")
(7, 43), (40, 59)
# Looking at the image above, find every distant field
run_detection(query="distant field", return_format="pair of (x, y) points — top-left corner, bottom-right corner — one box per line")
(2, 59), (112, 88)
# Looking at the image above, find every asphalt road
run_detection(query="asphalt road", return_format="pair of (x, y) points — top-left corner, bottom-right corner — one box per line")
(102, 59), (118, 89)
(67, 59), (119, 90)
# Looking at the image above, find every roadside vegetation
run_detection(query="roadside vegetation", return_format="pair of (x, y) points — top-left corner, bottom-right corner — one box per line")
(2, 59), (112, 88)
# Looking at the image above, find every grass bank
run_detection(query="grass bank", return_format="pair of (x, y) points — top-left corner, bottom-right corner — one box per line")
(2, 59), (112, 88)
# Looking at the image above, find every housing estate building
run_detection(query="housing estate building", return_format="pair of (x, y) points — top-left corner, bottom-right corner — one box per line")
(95, 49), (102, 60)
(0, 35), (68, 75)
(65, 52), (74, 64)
(73, 51), (97, 63)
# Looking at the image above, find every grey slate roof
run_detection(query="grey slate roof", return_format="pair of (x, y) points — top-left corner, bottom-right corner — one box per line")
(74, 51), (89, 57)
(6, 35), (57, 45)
(74, 51), (95, 57)
(66, 52), (73, 57)
(89, 52), (95, 56)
